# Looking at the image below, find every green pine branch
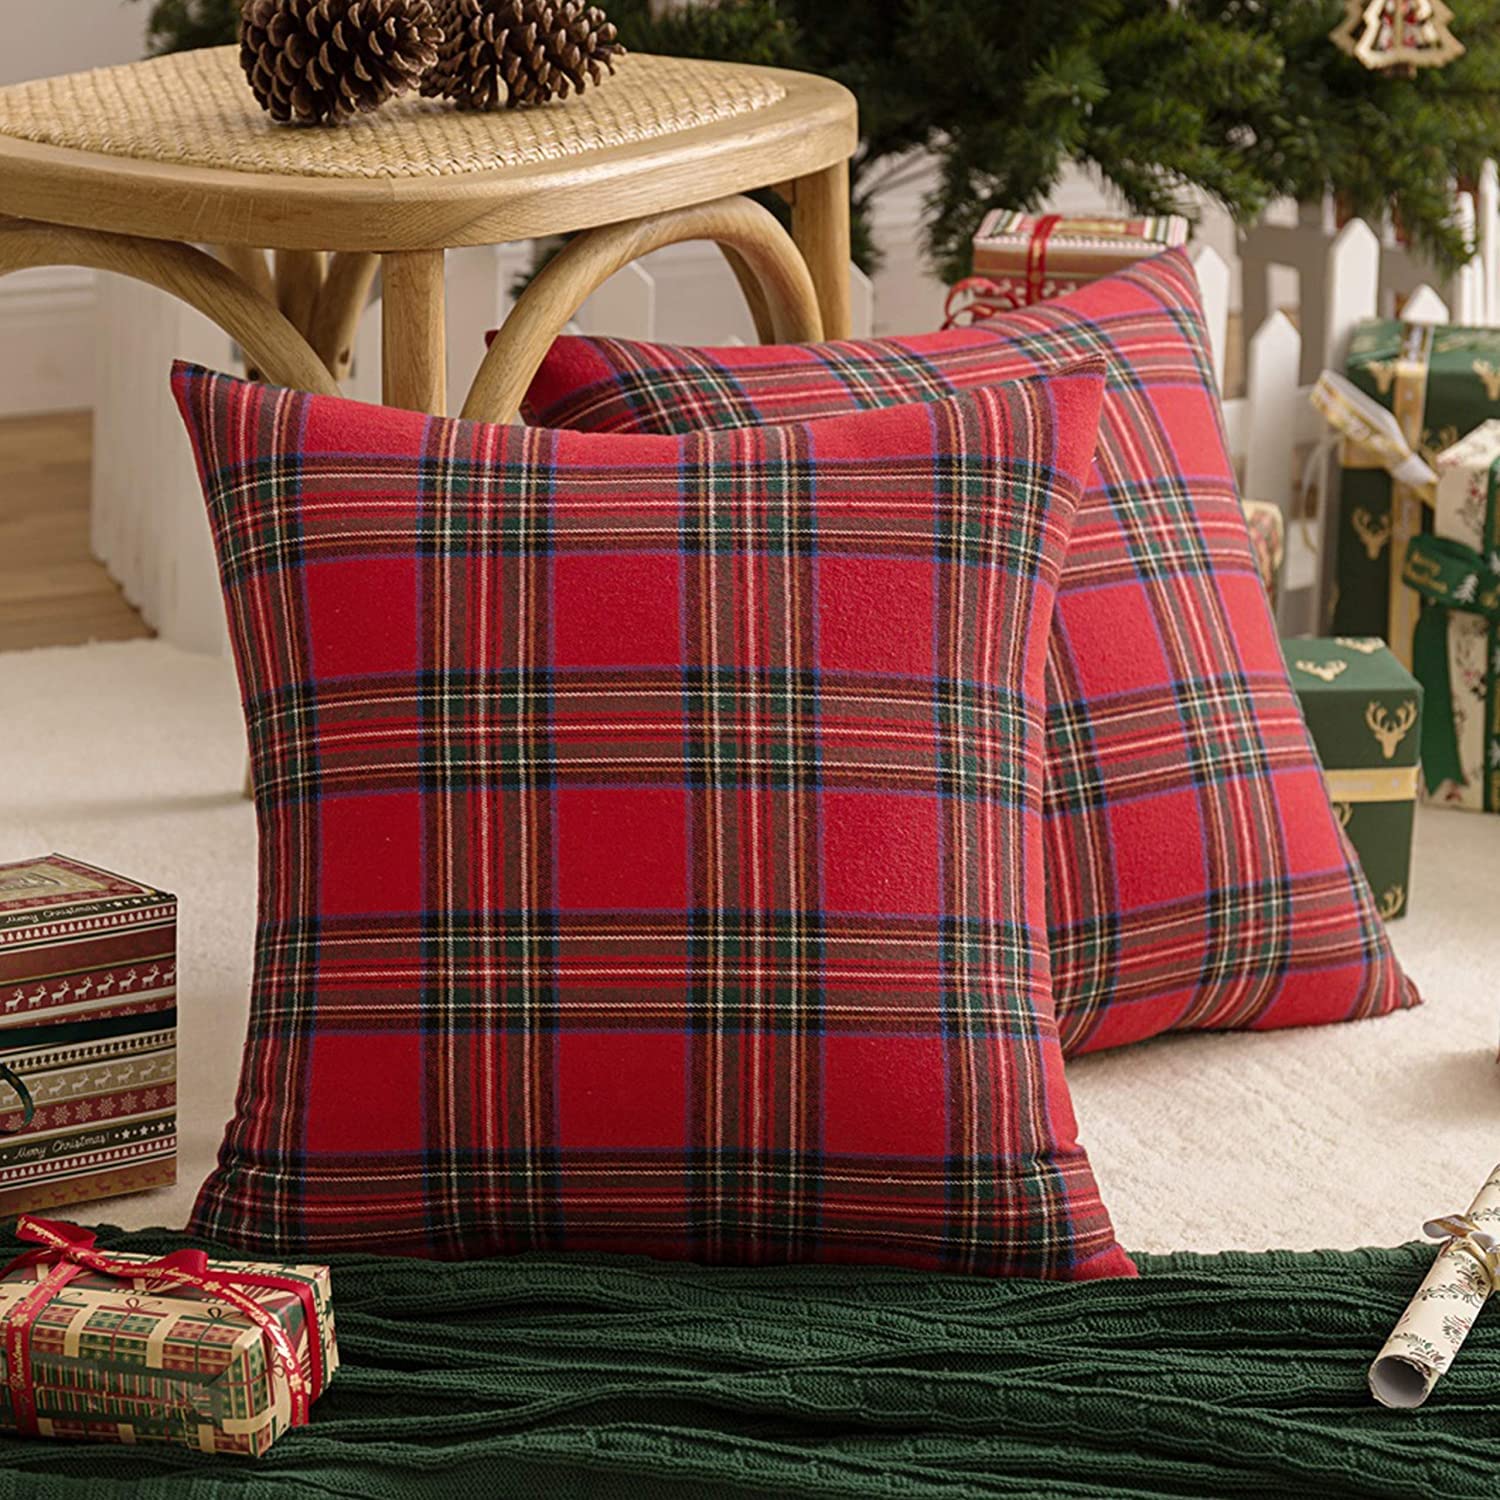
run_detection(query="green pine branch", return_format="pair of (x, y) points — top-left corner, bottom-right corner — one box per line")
(134, 0), (241, 53)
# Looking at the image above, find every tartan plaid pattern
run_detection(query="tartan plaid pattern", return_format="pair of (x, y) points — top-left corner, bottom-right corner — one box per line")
(524, 249), (1419, 1054)
(172, 359), (1134, 1279)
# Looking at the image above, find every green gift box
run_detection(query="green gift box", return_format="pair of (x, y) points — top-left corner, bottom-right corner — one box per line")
(1332, 320), (1500, 666)
(1283, 637), (1422, 921)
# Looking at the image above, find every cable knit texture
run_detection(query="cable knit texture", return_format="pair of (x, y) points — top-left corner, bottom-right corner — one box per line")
(0, 1225), (1487, 1496)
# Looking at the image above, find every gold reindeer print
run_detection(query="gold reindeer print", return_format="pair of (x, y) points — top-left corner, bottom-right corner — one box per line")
(1334, 636), (1386, 654)
(1379, 884), (1406, 920)
(1366, 699), (1418, 759)
(1296, 659), (1348, 683)
(1352, 508), (1392, 561)
(1332, 801), (1353, 828)
(1404, 549), (1443, 588)
(1475, 360), (1500, 402)
(1365, 359), (1400, 396)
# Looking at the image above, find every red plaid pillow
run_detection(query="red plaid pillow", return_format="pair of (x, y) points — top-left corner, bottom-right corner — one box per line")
(173, 359), (1133, 1278)
(524, 249), (1419, 1054)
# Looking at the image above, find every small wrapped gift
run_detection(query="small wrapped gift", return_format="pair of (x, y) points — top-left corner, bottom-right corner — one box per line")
(947, 210), (1190, 324)
(1330, 321), (1500, 666)
(1402, 420), (1500, 813)
(0, 1217), (335, 1456)
(1283, 637), (1421, 920)
(0, 855), (176, 1216)
(1241, 498), (1286, 606)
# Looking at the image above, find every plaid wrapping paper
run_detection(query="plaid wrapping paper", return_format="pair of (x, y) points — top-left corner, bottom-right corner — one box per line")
(0, 1230), (335, 1457)
(523, 248), (1418, 1055)
(957, 211), (1191, 316)
(172, 360), (1133, 1279)
(1239, 499), (1285, 607)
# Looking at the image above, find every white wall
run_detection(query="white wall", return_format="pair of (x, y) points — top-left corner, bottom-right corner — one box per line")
(0, 3), (151, 416)
(0, 2), (149, 87)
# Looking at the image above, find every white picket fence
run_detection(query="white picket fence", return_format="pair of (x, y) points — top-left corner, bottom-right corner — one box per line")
(92, 166), (1500, 651)
(1237, 160), (1500, 386)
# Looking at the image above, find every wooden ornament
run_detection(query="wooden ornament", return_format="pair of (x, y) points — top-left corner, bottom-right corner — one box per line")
(1330, 0), (1465, 73)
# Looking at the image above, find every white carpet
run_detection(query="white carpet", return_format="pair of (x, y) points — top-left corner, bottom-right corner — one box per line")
(2, 638), (1497, 1254)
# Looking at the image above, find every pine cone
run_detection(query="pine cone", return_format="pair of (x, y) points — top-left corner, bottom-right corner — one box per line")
(241, 0), (444, 126)
(422, 0), (625, 112)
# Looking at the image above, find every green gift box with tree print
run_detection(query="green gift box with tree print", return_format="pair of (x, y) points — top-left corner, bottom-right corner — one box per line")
(1333, 321), (1500, 667)
(1283, 638), (1422, 922)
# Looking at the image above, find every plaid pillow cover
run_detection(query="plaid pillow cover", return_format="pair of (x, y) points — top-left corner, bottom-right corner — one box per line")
(173, 359), (1133, 1278)
(523, 249), (1419, 1055)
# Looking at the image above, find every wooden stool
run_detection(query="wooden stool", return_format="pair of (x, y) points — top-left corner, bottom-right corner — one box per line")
(0, 47), (856, 424)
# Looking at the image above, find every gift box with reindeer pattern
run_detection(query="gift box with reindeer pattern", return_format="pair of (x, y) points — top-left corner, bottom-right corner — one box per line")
(1332, 320), (1500, 667)
(0, 856), (175, 1214)
(1284, 639), (1422, 920)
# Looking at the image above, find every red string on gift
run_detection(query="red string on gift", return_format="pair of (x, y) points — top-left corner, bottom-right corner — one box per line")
(1025, 214), (1061, 306)
(0, 1217), (326, 1438)
(943, 216), (1066, 329)
(942, 276), (1020, 329)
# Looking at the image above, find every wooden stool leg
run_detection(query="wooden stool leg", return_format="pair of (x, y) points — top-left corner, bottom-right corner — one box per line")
(789, 160), (852, 341)
(382, 250), (447, 415)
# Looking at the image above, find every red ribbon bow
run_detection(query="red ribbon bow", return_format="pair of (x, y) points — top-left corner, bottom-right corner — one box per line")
(942, 215), (1064, 329)
(2, 1217), (325, 1439)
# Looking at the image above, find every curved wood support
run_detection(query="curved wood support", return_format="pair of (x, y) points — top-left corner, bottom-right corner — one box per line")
(217, 244), (274, 303)
(309, 250), (379, 379)
(0, 218), (339, 398)
(463, 194), (823, 425)
(720, 243), (775, 345)
(274, 249), (326, 334)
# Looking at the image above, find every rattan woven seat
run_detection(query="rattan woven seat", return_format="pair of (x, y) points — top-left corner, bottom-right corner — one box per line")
(0, 48), (787, 186)
(0, 46), (856, 424)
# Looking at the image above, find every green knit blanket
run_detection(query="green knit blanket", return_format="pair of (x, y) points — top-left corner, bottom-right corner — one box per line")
(0, 1228), (1488, 1498)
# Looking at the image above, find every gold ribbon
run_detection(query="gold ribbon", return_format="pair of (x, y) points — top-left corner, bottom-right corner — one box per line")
(1424, 1212), (1500, 1293)
(1310, 371), (1438, 491)
(1322, 765), (1420, 803)
(1389, 328), (1434, 669)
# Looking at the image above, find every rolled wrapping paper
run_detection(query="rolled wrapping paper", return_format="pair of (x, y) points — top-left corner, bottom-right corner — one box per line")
(1369, 1165), (1500, 1408)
